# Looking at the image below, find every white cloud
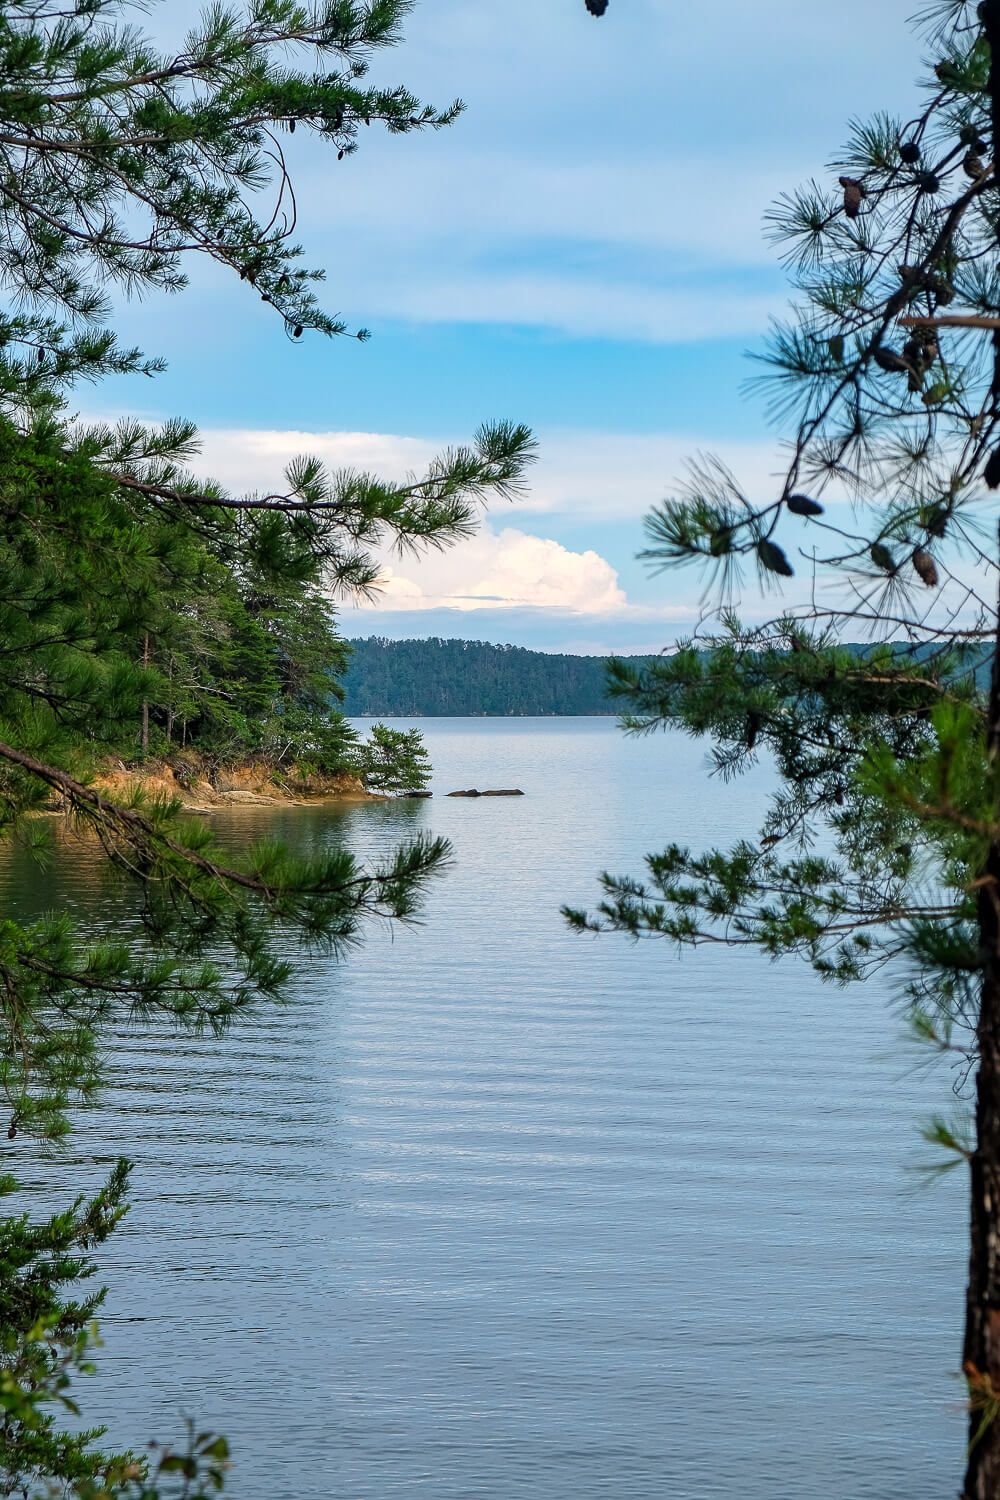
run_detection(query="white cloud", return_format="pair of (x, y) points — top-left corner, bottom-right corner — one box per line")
(361, 269), (780, 343)
(191, 424), (787, 523)
(522, 432), (788, 518)
(374, 526), (627, 614)
(302, 152), (805, 269)
(95, 0), (925, 355)
(130, 421), (857, 648)
(247, 0), (920, 342)
(195, 427), (440, 497)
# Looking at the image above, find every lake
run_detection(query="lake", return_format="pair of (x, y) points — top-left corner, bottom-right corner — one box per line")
(4, 719), (965, 1498)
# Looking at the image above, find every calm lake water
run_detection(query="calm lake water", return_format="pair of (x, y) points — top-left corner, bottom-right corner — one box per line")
(4, 719), (966, 1498)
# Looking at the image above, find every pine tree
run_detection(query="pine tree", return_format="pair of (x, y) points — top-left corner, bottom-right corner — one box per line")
(0, 1), (534, 1491)
(354, 722), (431, 794)
(0, 1162), (134, 1495)
(0, 0), (534, 1139)
(566, 3), (1000, 1492)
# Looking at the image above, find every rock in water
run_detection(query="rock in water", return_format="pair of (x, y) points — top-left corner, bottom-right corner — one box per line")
(447, 789), (524, 798)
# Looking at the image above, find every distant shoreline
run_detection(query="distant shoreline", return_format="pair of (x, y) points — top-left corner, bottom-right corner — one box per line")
(348, 711), (620, 719)
(341, 638), (643, 719)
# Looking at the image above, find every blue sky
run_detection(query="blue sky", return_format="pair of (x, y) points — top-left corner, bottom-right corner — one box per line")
(91, 0), (927, 653)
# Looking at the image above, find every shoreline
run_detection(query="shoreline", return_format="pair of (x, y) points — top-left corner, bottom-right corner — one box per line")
(86, 758), (383, 814)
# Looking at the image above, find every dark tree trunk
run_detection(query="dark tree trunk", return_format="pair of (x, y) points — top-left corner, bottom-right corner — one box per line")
(965, 17), (1000, 1495)
(140, 632), (150, 755)
(967, 881), (1000, 1493)
(965, 522), (1000, 1497)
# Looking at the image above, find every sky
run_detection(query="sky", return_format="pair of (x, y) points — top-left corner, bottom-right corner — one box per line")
(89, 0), (928, 654)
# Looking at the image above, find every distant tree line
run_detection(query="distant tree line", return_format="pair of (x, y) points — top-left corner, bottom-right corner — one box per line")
(342, 637), (655, 716)
(341, 637), (983, 720)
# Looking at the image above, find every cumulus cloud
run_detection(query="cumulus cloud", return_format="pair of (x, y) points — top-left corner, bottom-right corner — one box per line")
(374, 526), (627, 614)
(118, 423), (820, 653)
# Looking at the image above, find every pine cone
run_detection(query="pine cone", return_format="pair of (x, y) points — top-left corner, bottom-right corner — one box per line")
(960, 124), (989, 151)
(985, 446), (1000, 490)
(911, 547), (939, 588)
(873, 345), (915, 377)
(870, 542), (897, 573)
(839, 176), (865, 218)
(899, 140), (921, 164)
(786, 494), (824, 517)
(926, 505), (950, 539)
(585, 0), (609, 12)
(757, 539), (794, 577)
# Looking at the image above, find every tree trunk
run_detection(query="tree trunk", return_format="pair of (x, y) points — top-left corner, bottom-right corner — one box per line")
(966, 901), (1000, 1493)
(966, 13), (1000, 1494)
(140, 632), (150, 756)
(965, 518), (1000, 1497)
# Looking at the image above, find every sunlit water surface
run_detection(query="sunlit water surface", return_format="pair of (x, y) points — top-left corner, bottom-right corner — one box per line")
(2, 720), (964, 1498)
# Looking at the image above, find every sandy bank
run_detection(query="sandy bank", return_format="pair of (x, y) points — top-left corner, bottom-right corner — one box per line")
(88, 756), (380, 812)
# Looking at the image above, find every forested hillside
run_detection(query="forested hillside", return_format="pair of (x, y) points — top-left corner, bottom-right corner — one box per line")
(342, 637), (651, 716)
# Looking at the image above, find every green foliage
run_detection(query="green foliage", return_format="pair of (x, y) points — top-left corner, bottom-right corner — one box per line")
(571, 0), (1000, 1104)
(569, 625), (984, 1016)
(0, 0), (465, 418)
(341, 637), (652, 716)
(0, 2), (536, 1494)
(0, 1161), (133, 1496)
(0, 0), (537, 1144)
(571, 8), (1000, 1479)
(353, 722), (430, 794)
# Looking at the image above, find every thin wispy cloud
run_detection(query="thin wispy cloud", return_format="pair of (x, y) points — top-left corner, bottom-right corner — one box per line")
(90, 0), (925, 653)
(194, 426), (787, 522)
